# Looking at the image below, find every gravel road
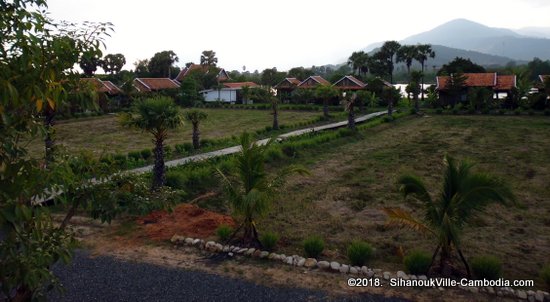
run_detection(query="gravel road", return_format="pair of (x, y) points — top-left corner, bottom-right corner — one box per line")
(48, 251), (410, 302)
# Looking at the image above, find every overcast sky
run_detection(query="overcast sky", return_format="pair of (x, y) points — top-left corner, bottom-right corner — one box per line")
(46, 0), (550, 72)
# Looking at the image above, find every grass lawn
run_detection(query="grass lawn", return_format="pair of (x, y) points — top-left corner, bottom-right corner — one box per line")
(259, 115), (550, 286)
(27, 109), (323, 157)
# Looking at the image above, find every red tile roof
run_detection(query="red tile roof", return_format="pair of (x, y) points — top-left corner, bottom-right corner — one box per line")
(298, 76), (330, 88)
(437, 73), (516, 91)
(540, 75), (550, 83)
(223, 82), (259, 89)
(175, 64), (230, 82)
(80, 78), (110, 93)
(332, 75), (366, 90)
(495, 75), (516, 91)
(133, 78), (180, 92)
(274, 78), (301, 89)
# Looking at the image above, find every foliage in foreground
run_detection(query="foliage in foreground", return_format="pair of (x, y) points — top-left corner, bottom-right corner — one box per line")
(303, 236), (325, 258)
(347, 241), (373, 266)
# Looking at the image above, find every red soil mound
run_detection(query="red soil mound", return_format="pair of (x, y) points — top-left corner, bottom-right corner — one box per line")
(136, 203), (235, 241)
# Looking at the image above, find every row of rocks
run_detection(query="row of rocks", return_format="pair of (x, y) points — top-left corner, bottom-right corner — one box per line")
(171, 235), (550, 301)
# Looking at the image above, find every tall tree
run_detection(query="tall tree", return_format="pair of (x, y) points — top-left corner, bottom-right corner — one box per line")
(380, 41), (401, 84)
(148, 50), (179, 78)
(101, 53), (126, 74)
(0, 0), (112, 299)
(396, 45), (418, 75)
(79, 50), (102, 76)
(407, 70), (423, 112)
(414, 44), (436, 102)
(200, 50), (218, 68)
(120, 96), (183, 190)
(384, 156), (516, 277)
(368, 51), (390, 79)
(261, 67), (286, 87)
(348, 51), (370, 78)
(315, 84), (339, 118)
(134, 59), (150, 77)
(287, 66), (314, 81)
(184, 110), (208, 149)
(437, 57), (485, 75)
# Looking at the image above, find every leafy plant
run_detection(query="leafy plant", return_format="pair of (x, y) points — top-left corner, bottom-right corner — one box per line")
(140, 148), (152, 160)
(347, 241), (373, 266)
(471, 256), (502, 280)
(303, 236), (325, 258)
(403, 250), (432, 275)
(259, 232), (279, 251)
(216, 224), (233, 241)
(128, 151), (142, 161)
(540, 265), (550, 289)
(384, 155), (516, 278)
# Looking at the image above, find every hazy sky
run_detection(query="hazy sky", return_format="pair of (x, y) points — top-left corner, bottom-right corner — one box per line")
(46, 0), (550, 72)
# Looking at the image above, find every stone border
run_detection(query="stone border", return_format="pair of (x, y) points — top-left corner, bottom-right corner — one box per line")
(171, 235), (550, 302)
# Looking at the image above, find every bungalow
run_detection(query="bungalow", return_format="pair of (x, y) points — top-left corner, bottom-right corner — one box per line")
(80, 78), (122, 95)
(175, 63), (230, 83)
(200, 82), (259, 103)
(274, 77), (301, 101)
(332, 75), (366, 90)
(436, 73), (516, 105)
(297, 76), (330, 89)
(133, 78), (180, 93)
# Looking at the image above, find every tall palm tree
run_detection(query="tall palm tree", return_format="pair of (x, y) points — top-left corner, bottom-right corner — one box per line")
(380, 41), (401, 84)
(408, 70), (423, 112)
(414, 44), (436, 102)
(396, 45), (418, 75)
(217, 133), (308, 246)
(348, 51), (369, 77)
(185, 110), (208, 149)
(120, 96), (183, 190)
(383, 155), (516, 278)
(315, 84), (339, 118)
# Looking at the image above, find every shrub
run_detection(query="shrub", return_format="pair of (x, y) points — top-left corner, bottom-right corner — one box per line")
(471, 255), (502, 280)
(347, 241), (373, 266)
(140, 149), (152, 160)
(216, 224), (233, 242)
(514, 108), (521, 115)
(201, 139), (212, 147)
(113, 153), (127, 168)
(498, 109), (505, 115)
(540, 265), (550, 289)
(383, 115), (394, 122)
(403, 250), (432, 275)
(481, 108), (490, 115)
(175, 143), (193, 155)
(165, 170), (187, 190)
(265, 146), (284, 162)
(303, 236), (325, 258)
(128, 151), (142, 161)
(436, 108), (443, 114)
(281, 143), (298, 157)
(452, 108), (459, 115)
(164, 145), (172, 158)
(259, 232), (279, 251)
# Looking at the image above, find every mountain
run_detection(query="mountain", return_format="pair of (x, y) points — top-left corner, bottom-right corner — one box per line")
(400, 19), (550, 61)
(515, 27), (550, 39)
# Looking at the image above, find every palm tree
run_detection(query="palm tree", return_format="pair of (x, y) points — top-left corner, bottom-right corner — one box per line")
(348, 51), (369, 77)
(380, 41), (401, 84)
(383, 155), (516, 278)
(414, 44), (436, 102)
(269, 96), (279, 130)
(343, 92), (358, 130)
(185, 110), (208, 150)
(408, 70), (423, 112)
(315, 84), (339, 118)
(217, 133), (308, 246)
(120, 96), (183, 190)
(396, 45), (418, 75)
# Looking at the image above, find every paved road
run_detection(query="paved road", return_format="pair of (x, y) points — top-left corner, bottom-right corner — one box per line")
(48, 251), (409, 302)
(130, 111), (387, 174)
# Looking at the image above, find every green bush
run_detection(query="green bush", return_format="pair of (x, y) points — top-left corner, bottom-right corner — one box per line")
(471, 255), (502, 280)
(128, 151), (142, 161)
(347, 241), (373, 266)
(514, 108), (522, 115)
(265, 146), (284, 162)
(540, 265), (550, 289)
(175, 143), (193, 155)
(164, 145), (172, 157)
(281, 143), (298, 157)
(140, 149), (152, 160)
(403, 250), (432, 275)
(165, 170), (187, 190)
(303, 236), (325, 258)
(216, 224), (233, 241)
(259, 232), (279, 251)
(436, 108), (443, 114)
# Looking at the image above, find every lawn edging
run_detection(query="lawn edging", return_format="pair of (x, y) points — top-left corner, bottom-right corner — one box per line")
(171, 235), (550, 301)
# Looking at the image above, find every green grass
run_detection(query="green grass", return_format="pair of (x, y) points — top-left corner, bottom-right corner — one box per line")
(258, 115), (550, 286)
(28, 109), (322, 157)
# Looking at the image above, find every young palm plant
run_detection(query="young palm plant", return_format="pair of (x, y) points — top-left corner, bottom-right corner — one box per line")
(383, 155), (516, 278)
(343, 92), (358, 130)
(185, 110), (208, 149)
(120, 96), (183, 190)
(217, 132), (308, 247)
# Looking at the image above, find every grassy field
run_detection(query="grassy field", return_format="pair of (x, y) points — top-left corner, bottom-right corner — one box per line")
(258, 115), (550, 285)
(28, 109), (323, 157)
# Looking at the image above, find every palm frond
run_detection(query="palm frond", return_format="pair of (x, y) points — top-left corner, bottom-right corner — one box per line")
(382, 207), (435, 236)
(397, 174), (433, 204)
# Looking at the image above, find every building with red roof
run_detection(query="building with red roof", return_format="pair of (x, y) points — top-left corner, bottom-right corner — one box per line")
(133, 78), (180, 93)
(175, 63), (230, 83)
(436, 73), (516, 105)
(297, 76), (330, 88)
(332, 75), (367, 90)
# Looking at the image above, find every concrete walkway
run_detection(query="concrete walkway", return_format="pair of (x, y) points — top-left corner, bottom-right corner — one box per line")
(130, 110), (387, 174)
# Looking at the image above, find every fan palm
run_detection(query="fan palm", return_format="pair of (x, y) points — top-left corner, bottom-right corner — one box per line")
(414, 44), (435, 102)
(217, 133), (308, 246)
(185, 110), (208, 149)
(383, 155), (516, 278)
(120, 96), (183, 190)
(315, 84), (339, 118)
